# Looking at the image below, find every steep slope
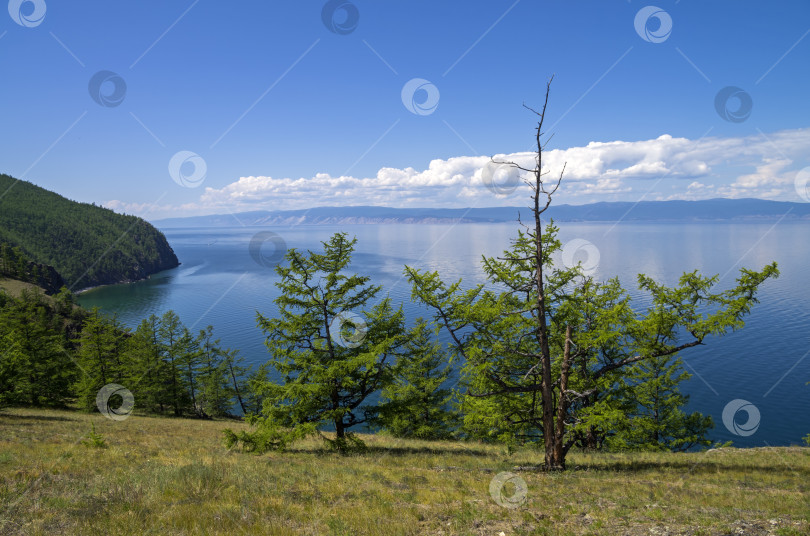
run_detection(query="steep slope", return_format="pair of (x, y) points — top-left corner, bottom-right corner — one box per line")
(0, 174), (179, 290)
(0, 241), (64, 294)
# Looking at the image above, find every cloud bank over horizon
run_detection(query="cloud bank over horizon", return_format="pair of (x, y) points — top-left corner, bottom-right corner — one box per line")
(105, 127), (810, 219)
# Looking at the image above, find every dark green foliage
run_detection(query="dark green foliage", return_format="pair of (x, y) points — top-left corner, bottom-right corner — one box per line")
(0, 283), (249, 417)
(122, 311), (244, 418)
(374, 319), (459, 439)
(0, 288), (84, 407)
(230, 233), (406, 452)
(607, 355), (714, 452)
(223, 425), (291, 453)
(0, 173), (178, 290)
(73, 308), (128, 411)
(126, 314), (169, 413)
(241, 362), (269, 416)
(195, 327), (235, 418)
(158, 311), (192, 416)
(0, 169), (249, 417)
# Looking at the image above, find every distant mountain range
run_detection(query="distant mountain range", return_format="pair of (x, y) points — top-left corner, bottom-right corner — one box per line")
(154, 199), (810, 227)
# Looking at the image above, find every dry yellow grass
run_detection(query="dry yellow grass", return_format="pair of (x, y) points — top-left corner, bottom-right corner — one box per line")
(0, 407), (808, 535)
(0, 279), (47, 300)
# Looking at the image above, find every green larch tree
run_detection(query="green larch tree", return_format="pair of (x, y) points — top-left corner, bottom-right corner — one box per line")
(375, 319), (459, 439)
(126, 314), (168, 413)
(0, 289), (74, 406)
(157, 310), (190, 416)
(73, 307), (128, 411)
(195, 326), (233, 418)
(226, 233), (406, 452)
(405, 78), (779, 470)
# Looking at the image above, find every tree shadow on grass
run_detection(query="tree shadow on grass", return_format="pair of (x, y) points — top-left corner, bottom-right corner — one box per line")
(563, 458), (810, 477)
(365, 445), (493, 458)
(282, 444), (494, 458)
(0, 412), (77, 423)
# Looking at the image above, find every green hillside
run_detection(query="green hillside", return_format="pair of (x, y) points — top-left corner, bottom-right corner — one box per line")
(0, 174), (178, 290)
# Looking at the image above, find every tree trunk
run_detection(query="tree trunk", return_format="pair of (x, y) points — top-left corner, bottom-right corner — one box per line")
(227, 361), (247, 414)
(335, 419), (345, 439)
(551, 325), (573, 469)
(187, 362), (197, 415)
(170, 355), (180, 416)
(582, 427), (600, 450)
(530, 81), (562, 471)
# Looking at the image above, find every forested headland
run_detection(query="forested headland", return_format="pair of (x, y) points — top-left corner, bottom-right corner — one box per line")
(0, 173), (178, 291)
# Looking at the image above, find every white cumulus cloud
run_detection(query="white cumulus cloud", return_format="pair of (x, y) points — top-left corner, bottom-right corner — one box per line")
(106, 128), (810, 219)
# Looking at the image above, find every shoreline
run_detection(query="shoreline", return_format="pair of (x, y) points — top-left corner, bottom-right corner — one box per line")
(74, 262), (182, 295)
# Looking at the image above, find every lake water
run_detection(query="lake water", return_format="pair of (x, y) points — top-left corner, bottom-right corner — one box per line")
(77, 221), (810, 447)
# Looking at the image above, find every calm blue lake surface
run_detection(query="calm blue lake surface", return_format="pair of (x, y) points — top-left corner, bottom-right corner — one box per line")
(77, 222), (810, 447)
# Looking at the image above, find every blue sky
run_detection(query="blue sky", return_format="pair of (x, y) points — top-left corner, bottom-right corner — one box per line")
(2, 0), (809, 219)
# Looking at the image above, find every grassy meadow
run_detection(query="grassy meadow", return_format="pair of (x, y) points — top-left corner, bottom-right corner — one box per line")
(0, 407), (808, 535)
(0, 279), (46, 300)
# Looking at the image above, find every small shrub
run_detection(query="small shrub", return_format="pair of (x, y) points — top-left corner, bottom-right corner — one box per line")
(322, 432), (367, 454)
(223, 425), (286, 453)
(82, 423), (107, 449)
